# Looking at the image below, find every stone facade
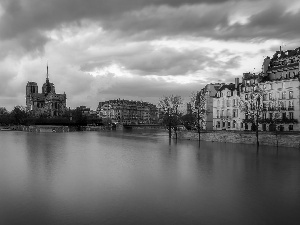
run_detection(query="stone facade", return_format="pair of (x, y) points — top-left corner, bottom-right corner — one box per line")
(97, 99), (158, 124)
(211, 47), (300, 132)
(26, 66), (67, 117)
(177, 130), (300, 148)
(213, 79), (241, 130)
(198, 83), (222, 130)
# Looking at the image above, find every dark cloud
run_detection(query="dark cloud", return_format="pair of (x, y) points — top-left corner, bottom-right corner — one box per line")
(116, 48), (212, 75)
(0, 0), (252, 54)
(0, 0), (233, 38)
(102, 4), (230, 40)
(80, 43), (242, 77)
(216, 2), (300, 41)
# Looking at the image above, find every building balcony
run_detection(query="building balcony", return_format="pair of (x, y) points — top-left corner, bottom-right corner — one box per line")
(220, 116), (232, 119)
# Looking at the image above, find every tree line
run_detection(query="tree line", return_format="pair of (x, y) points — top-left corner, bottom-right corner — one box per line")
(0, 106), (103, 127)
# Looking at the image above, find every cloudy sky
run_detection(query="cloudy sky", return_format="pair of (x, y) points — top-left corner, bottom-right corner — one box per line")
(1, 0), (300, 110)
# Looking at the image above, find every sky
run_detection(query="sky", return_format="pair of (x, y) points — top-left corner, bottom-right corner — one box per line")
(1, 0), (300, 110)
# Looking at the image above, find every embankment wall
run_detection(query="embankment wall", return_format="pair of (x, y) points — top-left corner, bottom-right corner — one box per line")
(176, 131), (300, 148)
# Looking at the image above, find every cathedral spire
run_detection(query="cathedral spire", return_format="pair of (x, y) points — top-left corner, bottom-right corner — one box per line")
(47, 62), (49, 80)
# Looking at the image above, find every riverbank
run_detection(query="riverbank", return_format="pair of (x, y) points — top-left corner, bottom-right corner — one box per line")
(176, 130), (300, 148)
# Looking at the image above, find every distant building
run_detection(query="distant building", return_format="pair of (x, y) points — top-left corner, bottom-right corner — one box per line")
(97, 99), (158, 124)
(26, 65), (67, 117)
(186, 103), (192, 115)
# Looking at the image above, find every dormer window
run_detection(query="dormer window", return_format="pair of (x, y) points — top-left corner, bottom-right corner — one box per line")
(227, 91), (231, 97)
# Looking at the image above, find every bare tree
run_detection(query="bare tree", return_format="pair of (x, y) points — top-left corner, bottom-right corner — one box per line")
(158, 95), (183, 139)
(239, 85), (266, 146)
(190, 91), (207, 142)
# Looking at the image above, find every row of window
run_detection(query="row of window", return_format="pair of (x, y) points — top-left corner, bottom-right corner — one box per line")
(261, 112), (294, 120)
(216, 91), (235, 98)
(216, 109), (238, 118)
(215, 121), (294, 131)
(216, 99), (239, 107)
(244, 91), (294, 101)
(262, 100), (294, 109)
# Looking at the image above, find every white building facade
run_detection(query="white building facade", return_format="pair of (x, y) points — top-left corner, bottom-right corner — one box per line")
(213, 79), (242, 130)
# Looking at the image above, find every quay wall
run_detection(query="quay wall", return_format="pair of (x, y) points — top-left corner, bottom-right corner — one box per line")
(176, 131), (300, 148)
(20, 125), (69, 133)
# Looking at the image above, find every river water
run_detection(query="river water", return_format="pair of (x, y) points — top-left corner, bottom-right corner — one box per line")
(0, 130), (300, 225)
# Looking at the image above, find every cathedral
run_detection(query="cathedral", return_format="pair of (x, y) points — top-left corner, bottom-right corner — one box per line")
(26, 65), (67, 117)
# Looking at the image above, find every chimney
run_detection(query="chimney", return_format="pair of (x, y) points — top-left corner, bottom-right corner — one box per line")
(235, 78), (239, 89)
(280, 46), (282, 52)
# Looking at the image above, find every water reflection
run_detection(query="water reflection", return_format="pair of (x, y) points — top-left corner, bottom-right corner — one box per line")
(0, 130), (300, 225)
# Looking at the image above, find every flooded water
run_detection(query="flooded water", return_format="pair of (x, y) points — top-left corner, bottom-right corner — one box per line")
(1, 130), (300, 225)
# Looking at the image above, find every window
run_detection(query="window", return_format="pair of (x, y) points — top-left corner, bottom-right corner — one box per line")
(236, 109), (238, 118)
(233, 109), (236, 118)
(245, 94), (248, 100)
(232, 99), (235, 106)
(263, 94), (267, 101)
(282, 112), (286, 119)
(227, 109), (230, 117)
(232, 120), (236, 128)
(283, 101), (287, 109)
(279, 83), (283, 88)
(241, 123), (243, 128)
(226, 100), (230, 107)
(291, 72), (295, 78)
(222, 121), (226, 128)
(282, 91), (286, 99)
(263, 113), (267, 119)
(217, 100), (220, 107)
(289, 91), (293, 99)
(217, 110), (220, 118)
(289, 125), (293, 131)
(221, 110), (224, 117)
(289, 112), (294, 119)
(227, 91), (231, 97)
(269, 93), (272, 100)
(270, 83), (273, 89)
(289, 101), (294, 109)
(269, 113), (273, 119)
(227, 121), (231, 128)
(263, 103), (267, 110)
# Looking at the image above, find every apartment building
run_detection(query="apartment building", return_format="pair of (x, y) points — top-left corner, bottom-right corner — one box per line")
(238, 47), (300, 131)
(197, 83), (222, 130)
(213, 79), (241, 130)
(97, 99), (158, 124)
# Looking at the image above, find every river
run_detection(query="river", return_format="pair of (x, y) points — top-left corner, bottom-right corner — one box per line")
(0, 130), (300, 225)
